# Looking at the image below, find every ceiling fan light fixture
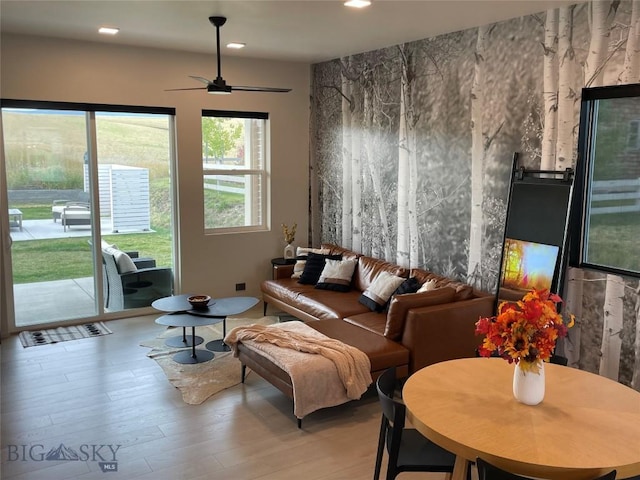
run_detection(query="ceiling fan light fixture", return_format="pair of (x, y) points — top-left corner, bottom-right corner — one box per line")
(344, 0), (371, 8)
(227, 42), (246, 49)
(98, 26), (120, 35)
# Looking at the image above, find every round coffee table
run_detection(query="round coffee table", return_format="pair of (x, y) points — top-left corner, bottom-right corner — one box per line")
(152, 294), (259, 357)
(151, 294), (213, 348)
(154, 313), (222, 364)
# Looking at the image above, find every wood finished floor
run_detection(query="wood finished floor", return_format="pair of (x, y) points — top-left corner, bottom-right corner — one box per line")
(0, 309), (448, 480)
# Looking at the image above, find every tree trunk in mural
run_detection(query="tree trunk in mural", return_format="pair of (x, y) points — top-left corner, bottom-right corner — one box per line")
(397, 44), (419, 268)
(397, 46), (411, 268)
(621, 1), (640, 84)
(408, 115), (419, 268)
(585, 1), (620, 87)
(363, 72), (392, 259)
(467, 25), (488, 286)
(600, 274), (625, 380)
(556, 5), (581, 365)
(594, 1), (623, 381)
(556, 5), (576, 171)
(341, 58), (353, 249)
(541, 9), (559, 171)
(352, 92), (363, 253)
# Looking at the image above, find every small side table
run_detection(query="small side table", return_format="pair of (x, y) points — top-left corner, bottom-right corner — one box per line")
(271, 257), (296, 280)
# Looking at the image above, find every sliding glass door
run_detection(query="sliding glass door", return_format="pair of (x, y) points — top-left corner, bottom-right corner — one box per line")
(1, 102), (175, 331)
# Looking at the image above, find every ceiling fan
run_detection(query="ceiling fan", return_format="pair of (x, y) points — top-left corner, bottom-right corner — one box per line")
(167, 16), (292, 94)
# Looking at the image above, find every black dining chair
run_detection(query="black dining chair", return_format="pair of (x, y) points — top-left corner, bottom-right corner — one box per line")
(374, 367), (456, 480)
(476, 457), (617, 480)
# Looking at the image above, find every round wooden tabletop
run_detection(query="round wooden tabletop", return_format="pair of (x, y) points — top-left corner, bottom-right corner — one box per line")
(403, 357), (640, 480)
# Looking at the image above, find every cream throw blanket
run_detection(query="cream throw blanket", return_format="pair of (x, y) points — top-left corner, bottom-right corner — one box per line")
(225, 321), (372, 418)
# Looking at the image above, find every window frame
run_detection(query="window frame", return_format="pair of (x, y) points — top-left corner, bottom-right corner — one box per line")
(569, 84), (640, 278)
(201, 109), (270, 235)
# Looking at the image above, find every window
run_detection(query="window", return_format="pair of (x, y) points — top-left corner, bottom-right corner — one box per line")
(570, 84), (640, 278)
(202, 110), (269, 233)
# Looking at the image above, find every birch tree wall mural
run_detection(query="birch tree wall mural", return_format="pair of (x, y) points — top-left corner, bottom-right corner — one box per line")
(310, 0), (640, 389)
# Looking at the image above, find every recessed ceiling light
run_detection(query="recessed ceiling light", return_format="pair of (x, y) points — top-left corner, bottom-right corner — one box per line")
(227, 42), (246, 49)
(98, 26), (120, 35)
(344, 0), (371, 8)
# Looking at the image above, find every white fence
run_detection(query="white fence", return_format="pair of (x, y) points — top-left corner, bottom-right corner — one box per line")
(591, 178), (640, 215)
(204, 174), (245, 194)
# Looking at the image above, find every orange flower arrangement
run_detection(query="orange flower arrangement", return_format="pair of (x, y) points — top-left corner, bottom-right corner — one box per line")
(475, 289), (574, 373)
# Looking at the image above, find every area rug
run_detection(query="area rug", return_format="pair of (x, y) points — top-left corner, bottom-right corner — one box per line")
(19, 322), (113, 348)
(141, 315), (278, 405)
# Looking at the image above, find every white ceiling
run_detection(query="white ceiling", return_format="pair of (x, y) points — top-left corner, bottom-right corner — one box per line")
(1, 0), (576, 64)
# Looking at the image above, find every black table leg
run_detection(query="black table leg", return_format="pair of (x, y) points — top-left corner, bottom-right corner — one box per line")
(164, 326), (204, 348)
(172, 327), (214, 364)
(206, 316), (232, 352)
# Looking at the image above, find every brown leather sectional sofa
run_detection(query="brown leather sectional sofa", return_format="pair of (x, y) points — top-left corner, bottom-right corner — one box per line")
(251, 243), (495, 385)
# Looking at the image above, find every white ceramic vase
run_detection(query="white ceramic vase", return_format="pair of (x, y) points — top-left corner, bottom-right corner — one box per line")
(512, 361), (545, 406)
(283, 243), (295, 260)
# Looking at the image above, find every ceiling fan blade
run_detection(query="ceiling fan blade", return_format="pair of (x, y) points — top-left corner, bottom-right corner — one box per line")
(166, 17), (292, 95)
(164, 87), (208, 91)
(231, 85), (292, 93)
(189, 75), (212, 85)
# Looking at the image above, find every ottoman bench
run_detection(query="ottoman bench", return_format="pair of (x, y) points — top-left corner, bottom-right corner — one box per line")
(231, 319), (410, 427)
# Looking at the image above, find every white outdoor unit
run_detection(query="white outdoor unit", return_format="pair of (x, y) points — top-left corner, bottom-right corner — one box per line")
(84, 164), (151, 232)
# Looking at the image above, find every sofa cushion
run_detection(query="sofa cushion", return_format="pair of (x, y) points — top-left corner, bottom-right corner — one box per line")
(344, 311), (387, 336)
(298, 253), (341, 285)
(315, 258), (357, 292)
(358, 271), (406, 312)
(354, 255), (408, 292)
(291, 247), (330, 279)
(296, 289), (369, 319)
(262, 278), (316, 304)
(410, 268), (474, 301)
(384, 287), (456, 340)
(307, 318), (410, 373)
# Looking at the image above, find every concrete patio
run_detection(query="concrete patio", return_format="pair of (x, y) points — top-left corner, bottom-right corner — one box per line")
(8, 217), (154, 241)
(13, 277), (96, 328)
(9, 218), (156, 329)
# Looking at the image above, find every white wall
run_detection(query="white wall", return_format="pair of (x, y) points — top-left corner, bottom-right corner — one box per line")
(1, 33), (310, 300)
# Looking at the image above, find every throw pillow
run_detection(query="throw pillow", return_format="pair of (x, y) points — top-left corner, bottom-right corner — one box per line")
(359, 271), (406, 312)
(104, 246), (137, 274)
(291, 247), (330, 279)
(298, 253), (342, 285)
(384, 287), (457, 340)
(315, 258), (357, 292)
(384, 276), (421, 311)
(417, 278), (438, 293)
(391, 276), (421, 296)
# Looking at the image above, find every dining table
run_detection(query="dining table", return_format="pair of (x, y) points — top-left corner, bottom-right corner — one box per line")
(403, 357), (640, 480)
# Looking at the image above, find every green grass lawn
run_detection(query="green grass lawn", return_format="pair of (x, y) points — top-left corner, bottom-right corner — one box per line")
(587, 212), (640, 272)
(11, 228), (173, 284)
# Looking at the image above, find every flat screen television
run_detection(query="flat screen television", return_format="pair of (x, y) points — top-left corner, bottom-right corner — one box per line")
(497, 238), (560, 302)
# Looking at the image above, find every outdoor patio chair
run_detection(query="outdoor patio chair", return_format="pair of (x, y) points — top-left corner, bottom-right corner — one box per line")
(58, 202), (92, 232)
(52, 200), (88, 222)
(101, 246), (173, 310)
